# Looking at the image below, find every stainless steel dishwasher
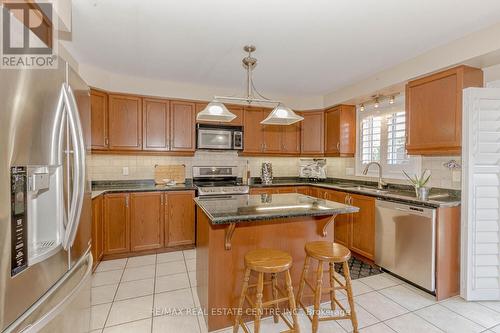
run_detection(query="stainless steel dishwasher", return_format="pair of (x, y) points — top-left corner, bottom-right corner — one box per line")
(375, 199), (436, 292)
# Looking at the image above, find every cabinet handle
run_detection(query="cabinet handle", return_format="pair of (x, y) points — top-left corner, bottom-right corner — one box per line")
(125, 196), (129, 208)
(161, 195), (163, 205)
(336, 142), (340, 150)
(105, 137), (109, 146)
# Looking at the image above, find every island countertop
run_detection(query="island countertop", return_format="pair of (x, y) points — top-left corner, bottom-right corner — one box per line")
(194, 193), (359, 224)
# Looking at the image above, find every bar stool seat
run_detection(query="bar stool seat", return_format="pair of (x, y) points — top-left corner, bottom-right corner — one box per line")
(234, 249), (300, 333)
(297, 241), (358, 333)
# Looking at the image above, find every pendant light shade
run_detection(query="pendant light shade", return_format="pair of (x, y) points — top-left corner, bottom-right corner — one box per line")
(260, 104), (304, 125)
(196, 100), (236, 122)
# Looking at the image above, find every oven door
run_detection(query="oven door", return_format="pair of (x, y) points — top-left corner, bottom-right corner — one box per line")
(197, 129), (233, 149)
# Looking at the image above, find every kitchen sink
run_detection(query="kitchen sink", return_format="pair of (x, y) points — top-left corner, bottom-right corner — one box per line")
(343, 185), (389, 194)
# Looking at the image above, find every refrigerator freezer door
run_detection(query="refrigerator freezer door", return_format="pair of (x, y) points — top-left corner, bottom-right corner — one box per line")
(4, 251), (92, 333)
(0, 58), (70, 331)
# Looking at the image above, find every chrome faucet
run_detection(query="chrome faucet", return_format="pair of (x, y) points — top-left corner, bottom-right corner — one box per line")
(362, 162), (387, 190)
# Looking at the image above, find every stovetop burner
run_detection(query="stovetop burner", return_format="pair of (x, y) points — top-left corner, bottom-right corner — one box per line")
(193, 166), (249, 196)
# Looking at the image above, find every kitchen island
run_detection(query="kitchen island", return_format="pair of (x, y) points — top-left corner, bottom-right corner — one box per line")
(195, 193), (359, 331)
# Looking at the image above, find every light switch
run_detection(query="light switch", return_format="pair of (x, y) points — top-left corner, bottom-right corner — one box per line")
(345, 168), (355, 176)
(122, 167), (129, 176)
(452, 170), (461, 182)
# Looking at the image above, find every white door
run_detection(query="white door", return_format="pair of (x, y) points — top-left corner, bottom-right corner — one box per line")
(461, 87), (500, 300)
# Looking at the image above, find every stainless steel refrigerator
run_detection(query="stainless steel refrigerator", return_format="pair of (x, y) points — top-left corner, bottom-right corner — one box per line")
(0, 57), (92, 332)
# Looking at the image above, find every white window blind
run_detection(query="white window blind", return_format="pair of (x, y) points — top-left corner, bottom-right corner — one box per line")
(356, 96), (420, 179)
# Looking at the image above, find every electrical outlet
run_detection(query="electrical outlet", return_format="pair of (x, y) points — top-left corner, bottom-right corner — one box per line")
(122, 167), (129, 176)
(346, 168), (355, 176)
(452, 170), (461, 182)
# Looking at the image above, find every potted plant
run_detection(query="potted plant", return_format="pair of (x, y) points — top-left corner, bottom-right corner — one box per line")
(402, 169), (431, 199)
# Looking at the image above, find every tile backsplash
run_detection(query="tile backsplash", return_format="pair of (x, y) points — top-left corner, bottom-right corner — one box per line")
(89, 152), (461, 190)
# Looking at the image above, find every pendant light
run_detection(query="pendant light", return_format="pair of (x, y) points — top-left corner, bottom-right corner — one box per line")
(202, 45), (303, 125)
(261, 103), (304, 125)
(196, 100), (237, 122)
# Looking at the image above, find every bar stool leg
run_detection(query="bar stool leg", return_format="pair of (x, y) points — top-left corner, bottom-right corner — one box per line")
(342, 261), (358, 333)
(233, 268), (251, 333)
(312, 261), (324, 333)
(254, 272), (264, 333)
(296, 255), (310, 306)
(271, 273), (279, 323)
(329, 262), (336, 311)
(285, 270), (300, 333)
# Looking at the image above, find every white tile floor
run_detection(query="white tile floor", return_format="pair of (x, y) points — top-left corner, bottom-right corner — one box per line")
(90, 250), (500, 333)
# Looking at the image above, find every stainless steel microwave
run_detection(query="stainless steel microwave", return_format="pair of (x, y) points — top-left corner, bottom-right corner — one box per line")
(196, 125), (243, 150)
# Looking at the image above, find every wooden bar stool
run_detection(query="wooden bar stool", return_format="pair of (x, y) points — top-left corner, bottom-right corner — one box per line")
(296, 241), (358, 333)
(233, 249), (300, 333)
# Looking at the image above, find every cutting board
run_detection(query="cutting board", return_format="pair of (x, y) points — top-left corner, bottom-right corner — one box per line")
(154, 165), (186, 184)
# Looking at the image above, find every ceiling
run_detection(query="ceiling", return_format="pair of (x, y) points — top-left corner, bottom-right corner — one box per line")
(65, 0), (500, 97)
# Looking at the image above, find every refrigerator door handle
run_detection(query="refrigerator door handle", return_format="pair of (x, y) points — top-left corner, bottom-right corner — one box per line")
(61, 83), (86, 250)
(15, 252), (94, 333)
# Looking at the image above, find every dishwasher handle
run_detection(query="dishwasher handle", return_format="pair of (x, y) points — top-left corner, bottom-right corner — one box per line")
(376, 199), (436, 218)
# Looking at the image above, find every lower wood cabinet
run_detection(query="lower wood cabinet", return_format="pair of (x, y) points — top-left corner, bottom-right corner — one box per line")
(103, 193), (131, 255)
(91, 195), (104, 270)
(102, 190), (195, 256)
(165, 191), (196, 247)
(349, 194), (376, 259)
(130, 192), (164, 252)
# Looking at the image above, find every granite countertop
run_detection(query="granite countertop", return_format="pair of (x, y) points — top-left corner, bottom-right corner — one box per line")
(91, 180), (196, 199)
(249, 177), (461, 208)
(194, 193), (359, 225)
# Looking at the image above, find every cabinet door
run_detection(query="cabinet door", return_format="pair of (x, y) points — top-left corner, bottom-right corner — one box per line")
(243, 108), (265, 153)
(130, 192), (164, 252)
(108, 94), (142, 150)
(296, 186), (310, 196)
(300, 111), (324, 155)
(339, 105), (356, 156)
(325, 107), (340, 155)
(91, 195), (104, 269)
(165, 191), (195, 247)
(90, 90), (108, 150)
(195, 103), (244, 126)
(170, 101), (196, 152)
(262, 121), (282, 153)
(103, 193), (130, 254)
(276, 186), (296, 194)
(143, 98), (170, 151)
(282, 122), (301, 154)
(329, 192), (350, 248)
(350, 194), (375, 259)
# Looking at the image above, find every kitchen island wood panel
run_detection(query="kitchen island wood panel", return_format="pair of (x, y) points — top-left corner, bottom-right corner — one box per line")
(196, 208), (337, 331)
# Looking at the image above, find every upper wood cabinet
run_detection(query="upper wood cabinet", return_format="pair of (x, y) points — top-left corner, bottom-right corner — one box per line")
(299, 111), (324, 156)
(130, 192), (164, 252)
(406, 65), (483, 155)
(170, 101), (196, 152)
(103, 193), (130, 255)
(243, 107), (265, 153)
(324, 105), (356, 157)
(165, 191), (196, 247)
(90, 90), (108, 150)
(195, 103), (244, 126)
(108, 94), (143, 151)
(243, 107), (300, 155)
(143, 98), (170, 151)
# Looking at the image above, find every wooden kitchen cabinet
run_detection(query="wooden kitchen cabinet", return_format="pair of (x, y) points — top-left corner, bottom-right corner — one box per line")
(281, 122), (301, 154)
(195, 103), (244, 126)
(406, 65), (483, 155)
(170, 101), (196, 152)
(165, 191), (196, 247)
(130, 192), (164, 252)
(243, 107), (265, 153)
(103, 193), (130, 255)
(108, 94), (142, 151)
(349, 194), (376, 260)
(299, 111), (324, 156)
(324, 105), (356, 157)
(329, 191), (350, 248)
(143, 98), (170, 151)
(91, 195), (104, 270)
(90, 90), (108, 150)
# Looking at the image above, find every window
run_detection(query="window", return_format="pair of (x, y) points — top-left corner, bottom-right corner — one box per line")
(356, 96), (420, 179)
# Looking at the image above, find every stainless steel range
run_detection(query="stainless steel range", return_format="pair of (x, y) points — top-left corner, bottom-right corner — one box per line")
(193, 166), (249, 196)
